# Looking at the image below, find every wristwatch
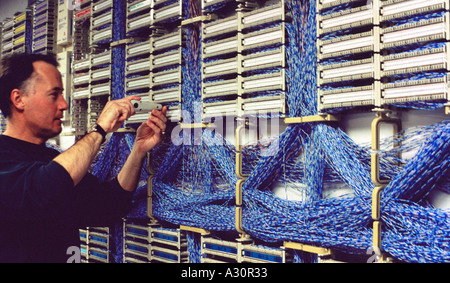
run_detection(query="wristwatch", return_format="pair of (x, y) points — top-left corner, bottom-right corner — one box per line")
(86, 123), (107, 144)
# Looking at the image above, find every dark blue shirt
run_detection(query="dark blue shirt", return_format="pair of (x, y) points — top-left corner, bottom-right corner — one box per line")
(0, 135), (133, 262)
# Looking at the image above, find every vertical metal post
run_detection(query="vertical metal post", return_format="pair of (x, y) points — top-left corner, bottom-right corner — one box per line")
(147, 153), (158, 224)
(235, 118), (250, 240)
(371, 109), (401, 262)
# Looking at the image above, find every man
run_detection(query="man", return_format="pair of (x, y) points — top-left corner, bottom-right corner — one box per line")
(0, 53), (167, 262)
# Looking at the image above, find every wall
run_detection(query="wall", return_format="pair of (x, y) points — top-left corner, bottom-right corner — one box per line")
(0, 0), (29, 22)
(0, 0), (28, 134)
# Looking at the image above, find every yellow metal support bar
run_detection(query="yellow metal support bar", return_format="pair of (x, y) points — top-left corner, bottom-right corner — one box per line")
(181, 14), (218, 26)
(283, 241), (332, 255)
(446, 105), (450, 115)
(146, 151), (158, 223)
(235, 152), (247, 179)
(372, 186), (385, 221)
(110, 38), (137, 47)
(180, 225), (210, 235)
(180, 122), (211, 129)
(235, 207), (245, 237)
(147, 152), (157, 175)
(372, 185), (387, 263)
(235, 179), (247, 238)
(372, 221), (386, 262)
(284, 114), (339, 124)
(147, 175), (157, 222)
(236, 179), (245, 207)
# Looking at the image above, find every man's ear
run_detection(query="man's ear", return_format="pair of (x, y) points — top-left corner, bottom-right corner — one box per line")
(10, 89), (25, 112)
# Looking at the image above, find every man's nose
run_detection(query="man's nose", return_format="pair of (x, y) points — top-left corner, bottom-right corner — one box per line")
(59, 95), (69, 111)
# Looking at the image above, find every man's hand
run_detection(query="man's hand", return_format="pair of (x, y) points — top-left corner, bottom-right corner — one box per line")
(117, 106), (167, 192)
(133, 106), (168, 157)
(96, 95), (167, 156)
(96, 96), (140, 133)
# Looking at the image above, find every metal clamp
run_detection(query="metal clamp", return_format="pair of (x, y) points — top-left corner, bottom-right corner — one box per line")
(235, 119), (250, 179)
(371, 110), (401, 186)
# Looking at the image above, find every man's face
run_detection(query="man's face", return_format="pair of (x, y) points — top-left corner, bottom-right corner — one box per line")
(21, 61), (68, 140)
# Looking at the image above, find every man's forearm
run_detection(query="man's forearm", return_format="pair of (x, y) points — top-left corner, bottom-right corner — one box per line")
(117, 147), (146, 192)
(53, 132), (103, 186)
(54, 130), (146, 192)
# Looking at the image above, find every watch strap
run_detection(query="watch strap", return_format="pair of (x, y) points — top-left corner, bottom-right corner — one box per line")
(86, 123), (107, 144)
(95, 123), (107, 144)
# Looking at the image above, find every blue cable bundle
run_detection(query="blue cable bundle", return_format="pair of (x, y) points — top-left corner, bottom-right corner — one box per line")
(84, 0), (449, 263)
(241, 123), (374, 255)
(88, 0), (151, 262)
(239, 0), (450, 262)
(91, 0), (128, 181)
(25, 14), (33, 54)
(150, 0), (450, 262)
(383, 122), (450, 202)
(240, 0), (372, 256)
(379, 121), (450, 262)
(285, 0), (317, 117)
(242, 119), (449, 261)
(111, 0), (126, 100)
(180, 0), (202, 122)
(152, 128), (236, 231)
(186, 231), (202, 263)
(150, 0), (237, 261)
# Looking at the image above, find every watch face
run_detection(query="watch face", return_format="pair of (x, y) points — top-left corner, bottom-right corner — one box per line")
(88, 124), (97, 133)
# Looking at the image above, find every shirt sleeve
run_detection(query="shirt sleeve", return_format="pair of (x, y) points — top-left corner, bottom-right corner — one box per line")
(0, 159), (74, 223)
(0, 156), (134, 227)
(71, 173), (134, 227)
